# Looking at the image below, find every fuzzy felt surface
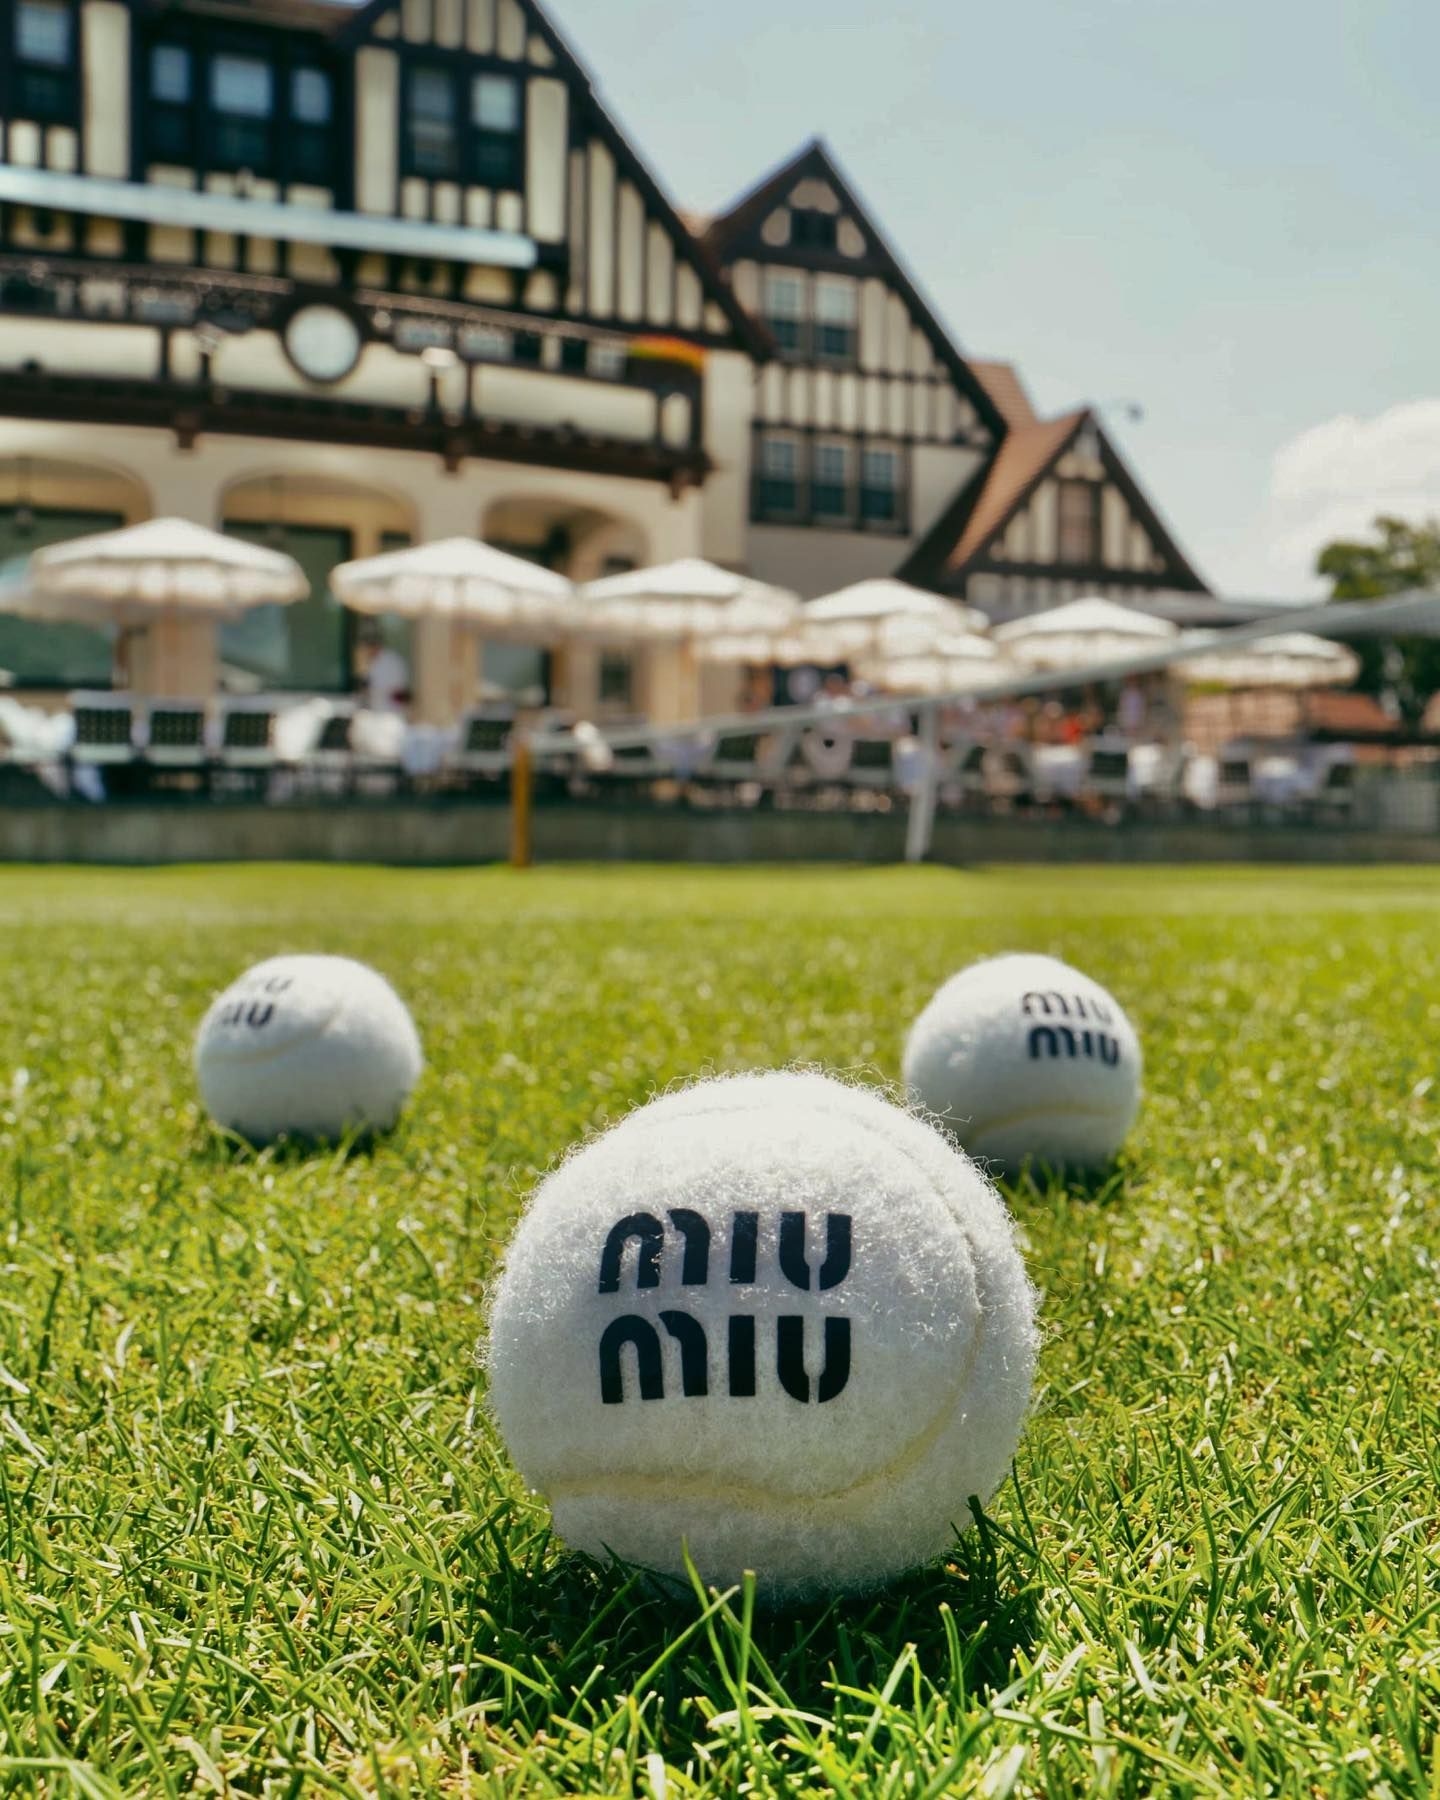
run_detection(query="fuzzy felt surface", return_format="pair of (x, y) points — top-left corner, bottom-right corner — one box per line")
(487, 1070), (1038, 1601)
(194, 953), (423, 1142)
(903, 952), (1142, 1169)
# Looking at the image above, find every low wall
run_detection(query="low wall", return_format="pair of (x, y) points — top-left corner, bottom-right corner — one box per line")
(0, 801), (1437, 865)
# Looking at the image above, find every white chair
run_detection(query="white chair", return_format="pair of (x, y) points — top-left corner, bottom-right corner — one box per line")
(141, 700), (210, 771)
(450, 709), (515, 785)
(68, 692), (138, 768)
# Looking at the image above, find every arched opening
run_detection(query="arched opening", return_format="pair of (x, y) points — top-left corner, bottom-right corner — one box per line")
(0, 455), (150, 692)
(480, 497), (649, 711)
(219, 472), (416, 695)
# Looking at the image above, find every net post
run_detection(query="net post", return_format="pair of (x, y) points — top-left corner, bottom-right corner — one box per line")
(904, 705), (941, 865)
(510, 732), (534, 869)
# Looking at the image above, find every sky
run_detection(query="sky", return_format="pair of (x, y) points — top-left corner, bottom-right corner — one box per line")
(541, 0), (1440, 598)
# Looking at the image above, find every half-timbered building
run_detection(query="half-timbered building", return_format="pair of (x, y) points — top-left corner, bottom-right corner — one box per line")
(0, 0), (1209, 712)
(699, 140), (1006, 599)
(0, 0), (766, 711)
(896, 361), (1208, 619)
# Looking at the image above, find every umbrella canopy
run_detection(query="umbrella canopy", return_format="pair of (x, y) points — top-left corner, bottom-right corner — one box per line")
(331, 537), (578, 643)
(1180, 630), (1360, 690)
(856, 631), (1007, 696)
(12, 518), (308, 624)
(698, 580), (987, 666)
(808, 579), (986, 639)
(576, 557), (799, 644)
(994, 596), (1177, 670)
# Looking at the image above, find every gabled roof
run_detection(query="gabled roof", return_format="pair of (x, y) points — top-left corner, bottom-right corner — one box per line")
(969, 359), (1038, 430)
(702, 139), (1007, 443)
(899, 406), (1209, 593)
(152, 0), (766, 355)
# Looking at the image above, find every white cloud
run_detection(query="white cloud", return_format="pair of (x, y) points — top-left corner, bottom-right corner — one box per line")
(1253, 399), (1440, 596)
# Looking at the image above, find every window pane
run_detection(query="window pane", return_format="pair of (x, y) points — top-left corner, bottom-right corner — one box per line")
(472, 73), (518, 131)
(861, 448), (898, 522)
(862, 448), (896, 486)
(0, 508), (118, 687)
(761, 436), (797, 475)
(815, 444), (848, 482)
(150, 45), (190, 102)
(220, 524), (352, 693)
(764, 274), (804, 317)
(791, 209), (837, 251)
(813, 443), (850, 518)
(816, 281), (856, 322)
(411, 68), (454, 120)
(291, 67), (331, 125)
(212, 55), (273, 117)
(472, 132), (522, 188)
(17, 1), (70, 65)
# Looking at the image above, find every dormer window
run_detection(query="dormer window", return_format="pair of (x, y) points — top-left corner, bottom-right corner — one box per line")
(14, 0), (77, 125)
(1057, 481), (1098, 564)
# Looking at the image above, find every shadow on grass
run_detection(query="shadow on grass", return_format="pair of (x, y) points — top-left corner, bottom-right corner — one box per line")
(464, 1494), (1042, 1735)
(1003, 1156), (1133, 1210)
(191, 1123), (391, 1167)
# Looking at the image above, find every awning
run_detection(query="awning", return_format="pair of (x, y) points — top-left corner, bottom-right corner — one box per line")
(0, 166), (537, 271)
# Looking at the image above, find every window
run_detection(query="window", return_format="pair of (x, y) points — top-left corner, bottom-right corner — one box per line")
(14, 0), (76, 124)
(860, 446), (899, 524)
(763, 273), (805, 356)
(408, 66), (458, 176)
(1058, 481), (1098, 563)
(148, 45), (194, 160)
(220, 523), (353, 693)
(757, 433), (801, 517)
(791, 208), (837, 252)
(815, 279), (857, 363)
(598, 652), (634, 706)
(211, 54), (273, 171)
(471, 72), (522, 187)
(812, 441), (851, 520)
(0, 506), (118, 688)
(460, 324), (514, 363)
(290, 67), (333, 183)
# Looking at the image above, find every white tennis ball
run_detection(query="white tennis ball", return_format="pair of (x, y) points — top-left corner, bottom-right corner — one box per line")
(903, 953), (1142, 1170)
(486, 1070), (1037, 1603)
(194, 954), (422, 1143)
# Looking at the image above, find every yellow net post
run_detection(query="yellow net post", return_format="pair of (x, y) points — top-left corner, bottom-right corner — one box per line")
(509, 734), (534, 869)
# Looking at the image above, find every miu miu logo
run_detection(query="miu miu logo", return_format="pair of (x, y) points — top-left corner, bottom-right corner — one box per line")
(597, 1209), (853, 1407)
(1022, 991), (1121, 1065)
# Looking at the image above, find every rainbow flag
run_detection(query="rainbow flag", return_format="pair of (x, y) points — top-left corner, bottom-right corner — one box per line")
(628, 336), (708, 374)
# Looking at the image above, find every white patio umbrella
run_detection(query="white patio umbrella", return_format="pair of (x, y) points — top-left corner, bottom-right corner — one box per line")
(576, 558), (801, 726)
(330, 537), (577, 638)
(697, 580), (987, 669)
(10, 518), (308, 697)
(576, 557), (799, 642)
(331, 537), (581, 728)
(856, 631), (1008, 696)
(1180, 631), (1359, 689)
(16, 517), (307, 620)
(994, 596), (1178, 671)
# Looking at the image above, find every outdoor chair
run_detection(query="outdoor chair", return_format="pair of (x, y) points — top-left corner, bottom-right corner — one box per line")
(142, 702), (209, 769)
(450, 709), (515, 789)
(69, 693), (137, 767)
(1311, 755), (1355, 826)
(1083, 739), (1132, 809)
(213, 698), (279, 800)
(845, 734), (899, 791)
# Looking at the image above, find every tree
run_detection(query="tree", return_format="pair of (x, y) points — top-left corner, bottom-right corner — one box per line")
(1316, 515), (1440, 725)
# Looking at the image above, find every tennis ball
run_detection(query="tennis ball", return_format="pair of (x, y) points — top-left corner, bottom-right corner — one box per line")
(903, 953), (1141, 1170)
(486, 1070), (1037, 1603)
(194, 954), (422, 1143)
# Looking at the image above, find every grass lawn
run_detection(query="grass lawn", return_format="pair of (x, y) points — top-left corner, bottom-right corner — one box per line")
(0, 862), (1437, 1797)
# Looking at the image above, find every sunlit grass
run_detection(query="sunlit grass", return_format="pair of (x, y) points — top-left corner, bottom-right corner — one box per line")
(0, 862), (1435, 1795)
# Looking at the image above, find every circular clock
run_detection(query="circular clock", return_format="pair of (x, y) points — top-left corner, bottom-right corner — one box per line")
(283, 304), (362, 384)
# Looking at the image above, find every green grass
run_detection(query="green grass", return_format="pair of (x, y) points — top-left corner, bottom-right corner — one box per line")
(0, 862), (1437, 1797)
